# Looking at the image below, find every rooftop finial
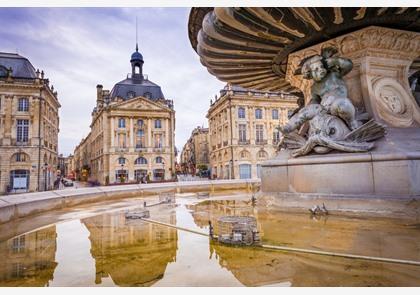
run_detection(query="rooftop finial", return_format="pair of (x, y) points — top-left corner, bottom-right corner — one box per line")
(136, 16), (138, 52)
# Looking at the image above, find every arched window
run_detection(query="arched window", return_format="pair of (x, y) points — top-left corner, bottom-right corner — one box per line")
(137, 119), (144, 127)
(272, 109), (279, 120)
(155, 156), (164, 164)
(238, 107), (245, 119)
(18, 98), (29, 112)
(118, 157), (126, 165)
(255, 108), (263, 119)
(135, 157), (147, 165)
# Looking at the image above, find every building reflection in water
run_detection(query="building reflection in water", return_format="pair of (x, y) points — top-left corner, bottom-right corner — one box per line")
(187, 200), (420, 287)
(0, 226), (57, 287)
(82, 208), (178, 286)
(186, 199), (262, 237)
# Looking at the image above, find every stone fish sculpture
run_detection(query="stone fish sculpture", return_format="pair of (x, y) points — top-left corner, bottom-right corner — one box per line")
(279, 47), (385, 157)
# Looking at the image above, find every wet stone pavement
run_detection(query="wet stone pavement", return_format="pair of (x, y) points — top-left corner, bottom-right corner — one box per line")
(0, 192), (419, 286)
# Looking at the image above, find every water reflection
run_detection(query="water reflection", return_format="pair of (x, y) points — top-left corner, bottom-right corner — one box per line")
(188, 199), (420, 287)
(0, 226), (57, 286)
(81, 207), (178, 286)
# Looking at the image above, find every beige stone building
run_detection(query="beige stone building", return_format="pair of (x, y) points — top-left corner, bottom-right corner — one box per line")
(207, 84), (297, 179)
(0, 52), (60, 194)
(180, 126), (209, 174)
(73, 45), (176, 184)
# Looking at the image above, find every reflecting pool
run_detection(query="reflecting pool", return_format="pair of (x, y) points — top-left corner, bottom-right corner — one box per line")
(1, 193), (419, 286)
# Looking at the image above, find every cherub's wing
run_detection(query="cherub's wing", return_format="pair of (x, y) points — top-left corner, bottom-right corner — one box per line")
(280, 132), (306, 149)
(344, 119), (386, 142)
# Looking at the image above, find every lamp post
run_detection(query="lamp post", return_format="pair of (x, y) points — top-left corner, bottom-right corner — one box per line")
(120, 164), (125, 183)
(44, 162), (48, 191)
(162, 160), (165, 180)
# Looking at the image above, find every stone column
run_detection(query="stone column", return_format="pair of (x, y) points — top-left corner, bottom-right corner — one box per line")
(165, 118), (169, 148)
(129, 117), (134, 148)
(147, 118), (152, 149)
(110, 117), (114, 147)
(286, 26), (420, 128)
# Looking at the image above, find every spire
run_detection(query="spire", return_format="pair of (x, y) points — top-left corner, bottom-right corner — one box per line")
(135, 16), (138, 52)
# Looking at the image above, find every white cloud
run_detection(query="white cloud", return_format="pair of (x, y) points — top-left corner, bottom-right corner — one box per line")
(0, 7), (225, 155)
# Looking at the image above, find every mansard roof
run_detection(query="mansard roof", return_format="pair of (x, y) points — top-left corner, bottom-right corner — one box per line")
(0, 52), (37, 79)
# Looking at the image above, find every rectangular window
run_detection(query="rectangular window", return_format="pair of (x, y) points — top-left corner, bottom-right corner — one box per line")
(272, 109), (279, 120)
(118, 133), (126, 148)
(136, 130), (145, 148)
(154, 134), (163, 148)
(18, 98), (29, 112)
(239, 124), (247, 142)
(255, 109), (262, 119)
(239, 164), (251, 179)
(17, 119), (29, 142)
(273, 129), (281, 143)
(256, 125), (264, 143)
(155, 119), (162, 128)
(118, 118), (125, 128)
(238, 107), (245, 119)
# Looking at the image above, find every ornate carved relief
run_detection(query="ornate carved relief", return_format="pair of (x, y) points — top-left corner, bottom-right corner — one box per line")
(373, 78), (414, 127)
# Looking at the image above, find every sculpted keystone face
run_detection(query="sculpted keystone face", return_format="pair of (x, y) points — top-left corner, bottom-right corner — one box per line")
(309, 60), (327, 82)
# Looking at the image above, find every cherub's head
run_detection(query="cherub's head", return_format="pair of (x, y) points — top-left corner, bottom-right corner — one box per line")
(301, 55), (327, 82)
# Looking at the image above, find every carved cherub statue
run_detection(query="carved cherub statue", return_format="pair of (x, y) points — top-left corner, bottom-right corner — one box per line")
(281, 47), (360, 134)
(278, 47), (385, 157)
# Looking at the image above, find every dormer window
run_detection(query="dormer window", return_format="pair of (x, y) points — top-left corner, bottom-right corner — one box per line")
(127, 91), (136, 99)
(144, 92), (152, 99)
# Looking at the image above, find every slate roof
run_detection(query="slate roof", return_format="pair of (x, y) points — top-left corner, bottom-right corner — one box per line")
(109, 76), (165, 100)
(0, 52), (37, 79)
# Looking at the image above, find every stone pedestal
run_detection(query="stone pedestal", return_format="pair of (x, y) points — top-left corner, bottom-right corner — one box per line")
(262, 128), (420, 196)
(261, 26), (420, 198)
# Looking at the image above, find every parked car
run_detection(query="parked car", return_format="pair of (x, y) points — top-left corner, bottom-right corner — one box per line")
(198, 170), (210, 178)
(63, 179), (74, 187)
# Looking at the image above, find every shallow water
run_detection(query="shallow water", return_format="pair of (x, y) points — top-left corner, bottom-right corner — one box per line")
(1, 193), (419, 286)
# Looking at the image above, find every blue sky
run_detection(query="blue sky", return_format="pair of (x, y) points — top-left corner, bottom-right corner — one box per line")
(0, 7), (225, 155)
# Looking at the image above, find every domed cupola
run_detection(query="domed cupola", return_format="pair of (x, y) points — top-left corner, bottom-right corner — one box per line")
(131, 43), (144, 79)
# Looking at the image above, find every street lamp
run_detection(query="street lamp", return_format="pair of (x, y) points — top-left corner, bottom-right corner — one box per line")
(120, 164), (125, 183)
(44, 162), (48, 191)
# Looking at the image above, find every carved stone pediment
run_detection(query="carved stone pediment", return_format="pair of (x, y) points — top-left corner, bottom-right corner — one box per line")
(113, 97), (169, 112)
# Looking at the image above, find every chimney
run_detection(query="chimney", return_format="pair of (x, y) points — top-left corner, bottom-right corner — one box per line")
(96, 84), (104, 107)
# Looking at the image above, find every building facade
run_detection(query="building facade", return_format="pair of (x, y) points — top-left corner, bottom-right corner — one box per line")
(0, 52), (60, 194)
(73, 45), (176, 185)
(180, 126), (209, 175)
(207, 84), (297, 179)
